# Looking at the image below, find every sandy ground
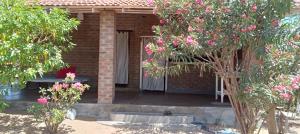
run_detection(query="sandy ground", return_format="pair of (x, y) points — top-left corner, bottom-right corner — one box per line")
(0, 113), (117, 134)
(0, 110), (209, 134)
(1, 110), (300, 134)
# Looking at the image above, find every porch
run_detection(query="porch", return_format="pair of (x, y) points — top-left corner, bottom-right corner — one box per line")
(4, 87), (234, 127)
(5, 87), (230, 107)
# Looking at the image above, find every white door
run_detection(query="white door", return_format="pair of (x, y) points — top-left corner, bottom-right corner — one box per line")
(140, 37), (166, 91)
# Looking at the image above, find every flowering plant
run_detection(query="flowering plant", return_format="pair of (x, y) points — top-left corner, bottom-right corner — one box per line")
(145, 0), (299, 133)
(28, 73), (89, 134)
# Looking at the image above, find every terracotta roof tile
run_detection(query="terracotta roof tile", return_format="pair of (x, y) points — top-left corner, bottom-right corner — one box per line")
(30, 0), (300, 9)
(33, 0), (152, 8)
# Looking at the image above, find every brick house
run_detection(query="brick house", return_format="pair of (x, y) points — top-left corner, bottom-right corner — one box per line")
(38, 0), (300, 105)
(33, 0), (214, 104)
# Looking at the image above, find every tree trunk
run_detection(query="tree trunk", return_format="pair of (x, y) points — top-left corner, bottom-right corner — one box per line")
(267, 106), (278, 134)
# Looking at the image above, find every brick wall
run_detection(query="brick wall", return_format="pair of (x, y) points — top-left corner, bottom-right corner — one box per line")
(64, 12), (215, 96)
(167, 66), (215, 95)
(63, 13), (100, 88)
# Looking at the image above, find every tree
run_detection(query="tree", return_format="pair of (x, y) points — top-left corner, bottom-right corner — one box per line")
(0, 0), (79, 110)
(144, 0), (299, 133)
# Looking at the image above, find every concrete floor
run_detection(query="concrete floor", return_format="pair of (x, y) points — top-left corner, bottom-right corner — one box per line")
(4, 87), (230, 107)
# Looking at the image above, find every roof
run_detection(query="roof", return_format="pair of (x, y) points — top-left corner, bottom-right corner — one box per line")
(32, 0), (152, 8)
(29, 0), (300, 11)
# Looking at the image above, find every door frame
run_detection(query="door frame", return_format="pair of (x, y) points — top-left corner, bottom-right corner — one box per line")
(139, 36), (168, 92)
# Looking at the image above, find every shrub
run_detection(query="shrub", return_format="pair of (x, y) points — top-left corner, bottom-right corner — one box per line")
(28, 73), (89, 134)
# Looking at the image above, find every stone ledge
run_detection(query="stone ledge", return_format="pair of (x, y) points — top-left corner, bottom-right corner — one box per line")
(110, 112), (194, 124)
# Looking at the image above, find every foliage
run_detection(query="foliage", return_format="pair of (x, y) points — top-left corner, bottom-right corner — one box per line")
(241, 15), (300, 105)
(0, 100), (9, 112)
(28, 73), (89, 134)
(0, 0), (79, 113)
(144, 0), (299, 133)
(0, 0), (79, 86)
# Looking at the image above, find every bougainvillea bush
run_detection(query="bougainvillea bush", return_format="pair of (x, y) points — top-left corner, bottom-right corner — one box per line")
(144, 0), (300, 133)
(28, 73), (89, 134)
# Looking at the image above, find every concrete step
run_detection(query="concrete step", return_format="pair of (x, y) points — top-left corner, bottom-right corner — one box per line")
(110, 112), (194, 124)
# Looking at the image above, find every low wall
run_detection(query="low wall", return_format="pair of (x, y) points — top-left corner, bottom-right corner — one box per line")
(8, 101), (236, 127)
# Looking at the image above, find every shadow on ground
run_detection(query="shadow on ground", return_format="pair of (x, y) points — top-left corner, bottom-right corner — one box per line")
(0, 111), (75, 134)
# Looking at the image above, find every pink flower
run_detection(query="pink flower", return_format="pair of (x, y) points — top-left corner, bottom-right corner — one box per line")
(247, 25), (256, 31)
(195, 0), (203, 5)
(222, 7), (231, 13)
(37, 98), (48, 105)
(241, 13), (248, 19)
(207, 40), (216, 46)
(205, 6), (212, 13)
(251, 4), (257, 12)
(147, 0), (154, 6)
(62, 83), (69, 89)
(74, 82), (82, 88)
(157, 47), (166, 53)
(280, 93), (292, 101)
(144, 71), (149, 77)
(291, 84), (299, 90)
(173, 39), (179, 47)
(145, 44), (153, 55)
(156, 38), (164, 46)
(186, 36), (194, 45)
(176, 9), (183, 14)
(147, 58), (153, 62)
(66, 73), (75, 80)
(273, 85), (286, 92)
(52, 83), (62, 91)
(241, 28), (248, 33)
(160, 19), (166, 25)
(188, 26), (194, 32)
(292, 75), (300, 84)
(72, 82), (84, 91)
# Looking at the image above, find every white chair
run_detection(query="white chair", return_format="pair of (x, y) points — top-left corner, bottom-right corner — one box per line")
(215, 74), (227, 103)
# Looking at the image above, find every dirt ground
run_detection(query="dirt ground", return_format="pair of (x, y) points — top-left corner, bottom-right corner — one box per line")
(0, 110), (209, 134)
(0, 112), (117, 134)
(1, 110), (300, 134)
